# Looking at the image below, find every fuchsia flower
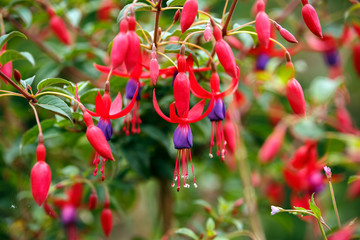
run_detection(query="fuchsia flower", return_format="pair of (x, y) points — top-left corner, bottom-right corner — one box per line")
(301, 0), (322, 38)
(77, 82), (139, 180)
(189, 64), (239, 161)
(111, 17), (128, 70)
(258, 123), (286, 163)
(153, 47), (215, 191)
(125, 8), (141, 73)
(47, 8), (72, 45)
(180, 0), (198, 33)
(254, 0), (271, 48)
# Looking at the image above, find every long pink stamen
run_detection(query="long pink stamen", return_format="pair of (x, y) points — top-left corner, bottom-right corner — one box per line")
(177, 149), (181, 192)
(100, 158), (106, 181)
(189, 150), (197, 188)
(93, 153), (100, 176)
(220, 122), (227, 159)
(172, 151), (179, 187)
(216, 122), (220, 156)
(210, 121), (215, 158)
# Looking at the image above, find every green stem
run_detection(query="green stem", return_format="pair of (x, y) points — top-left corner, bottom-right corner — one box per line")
(328, 181), (341, 227)
(317, 218), (328, 240)
(0, 70), (37, 102)
(222, 0), (238, 36)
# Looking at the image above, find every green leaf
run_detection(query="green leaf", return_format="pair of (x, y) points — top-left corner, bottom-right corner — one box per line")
(15, 7), (32, 28)
(20, 75), (35, 89)
(37, 78), (74, 92)
(167, 0), (186, 7)
(136, 29), (152, 44)
(117, 3), (152, 22)
(194, 199), (212, 210)
(310, 77), (341, 104)
(175, 228), (199, 240)
(348, 175), (360, 184)
(60, 165), (80, 178)
(293, 118), (325, 140)
(37, 95), (73, 123)
(0, 50), (35, 65)
(308, 193), (321, 219)
(20, 119), (56, 150)
(0, 31), (27, 50)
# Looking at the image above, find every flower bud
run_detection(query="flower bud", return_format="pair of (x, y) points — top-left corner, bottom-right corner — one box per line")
(173, 10), (181, 23)
(150, 45), (159, 85)
(31, 161), (51, 206)
(255, 11), (271, 47)
(258, 123), (286, 163)
(111, 18), (128, 69)
(276, 24), (298, 43)
(180, 0), (198, 33)
(204, 22), (212, 42)
(302, 3), (323, 38)
(43, 202), (58, 218)
(101, 207), (113, 237)
(353, 43), (360, 76)
(125, 10), (141, 73)
(286, 78), (306, 115)
(49, 15), (72, 45)
(13, 69), (21, 83)
(88, 191), (98, 210)
(215, 36), (238, 78)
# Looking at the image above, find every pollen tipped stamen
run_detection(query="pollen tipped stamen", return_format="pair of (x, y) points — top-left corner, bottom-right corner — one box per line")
(209, 121), (215, 158)
(172, 151), (180, 187)
(189, 150), (197, 188)
(93, 153), (101, 176)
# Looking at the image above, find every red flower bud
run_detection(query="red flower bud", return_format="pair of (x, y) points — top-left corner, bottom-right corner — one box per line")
(214, 32), (238, 78)
(13, 69), (21, 83)
(31, 161), (51, 206)
(150, 45), (159, 85)
(101, 207), (113, 237)
(125, 12), (141, 73)
(353, 43), (360, 76)
(258, 123), (286, 163)
(180, 0), (198, 33)
(174, 10), (181, 23)
(49, 15), (72, 45)
(83, 112), (114, 161)
(302, 3), (322, 38)
(111, 18), (128, 69)
(204, 22), (212, 42)
(286, 78), (306, 115)
(274, 23), (298, 43)
(43, 202), (58, 218)
(255, 11), (271, 47)
(88, 192), (98, 210)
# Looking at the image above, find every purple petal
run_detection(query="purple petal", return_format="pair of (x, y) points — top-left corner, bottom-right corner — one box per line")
(125, 78), (142, 100)
(324, 49), (340, 67)
(256, 53), (269, 71)
(97, 118), (113, 141)
(61, 205), (77, 225)
(173, 124), (193, 149)
(207, 99), (225, 121)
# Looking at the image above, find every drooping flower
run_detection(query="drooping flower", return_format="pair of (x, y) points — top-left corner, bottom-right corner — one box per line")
(189, 64), (239, 161)
(301, 0), (323, 38)
(47, 8), (72, 45)
(258, 123), (287, 163)
(153, 47), (215, 190)
(255, 0), (271, 48)
(286, 78), (306, 116)
(125, 8), (141, 73)
(77, 82), (138, 180)
(110, 17), (128, 69)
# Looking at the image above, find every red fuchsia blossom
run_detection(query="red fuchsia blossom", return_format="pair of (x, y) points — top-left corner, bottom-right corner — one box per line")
(125, 8), (141, 73)
(31, 139), (52, 206)
(97, 0), (116, 21)
(0, 44), (12, 84)
(110, 18), (128, 70)
(153, 47), (215, 190)
(150, 44), (159, 85)
(211, 20), (238, 78)
(290, 141), (317, 169)
(189, 63), (239, 161)
(77, 82), (138, 179)
(301, 0), (323, 38)
(286, 78), (306, 116)
(258, 123), (286, 163)
(255, 0), (271, 48)
(101, 200), (113, 237)
(180, 0), (198, 33)
(328, 225), (355, 240)
(47, 8), (72, 45)
(353, 43), (360, 77)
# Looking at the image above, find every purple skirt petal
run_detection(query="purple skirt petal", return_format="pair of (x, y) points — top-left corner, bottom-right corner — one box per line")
(125, 78), (142, 100)
(173, 124), (193, 149)
(61, 205), (77, 226)
(324, 49), (340, 67)
(256, 53), (269, 71)
(97, 118), (113, 141)
(207, 98), (226, 121)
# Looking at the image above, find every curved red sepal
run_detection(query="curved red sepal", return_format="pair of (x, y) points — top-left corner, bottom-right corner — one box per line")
(187, 99), (205, 120)
(152, 89), (176, 123)
(109, 84), (139, 119)
(170, 102), (182, 123)
(109, 92), (123, 116)
(187, 96), (215, 123)
(189, 67), (212, 99)
(75, 84), (100, 117)
(218, 67), (240, 98)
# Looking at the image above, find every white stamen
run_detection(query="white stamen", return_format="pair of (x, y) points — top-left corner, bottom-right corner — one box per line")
(209, 153), (213, 158)
(194, 183), (198, 188)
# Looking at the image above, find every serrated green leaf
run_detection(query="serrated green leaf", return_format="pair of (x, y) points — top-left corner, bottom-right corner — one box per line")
(310, 77), (341, 104)
(0, 31), (27, 49)
(167, 0), (186, 7)
(0, 50), (35, 65)
(117, 3), (152, 22)
(37, 78), (74, 92)
(293, 118), (325, 140)
(20, 75), (35, 89)
(175, 228), (199, 240)
(20, 119), (56, 150)
(37, 95), (73, 123)
(309, 193), (321, 219)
